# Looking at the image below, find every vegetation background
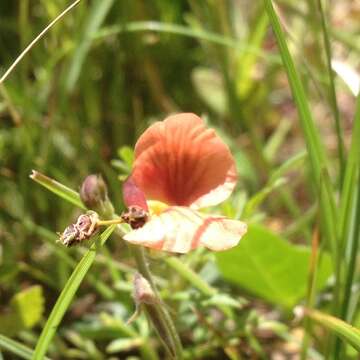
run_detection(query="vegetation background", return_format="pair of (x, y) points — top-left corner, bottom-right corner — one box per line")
(0, 0), (360, 359)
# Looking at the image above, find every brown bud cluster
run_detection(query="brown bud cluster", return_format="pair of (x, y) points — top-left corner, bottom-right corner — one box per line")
(121, 205), (149, 229)
(58, 211), (99, 247)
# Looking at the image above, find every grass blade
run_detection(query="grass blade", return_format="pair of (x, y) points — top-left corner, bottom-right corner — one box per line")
(263, 0), (339, 275)
(339, 94), (360, 250)
(0, 335), (51, 360)
(335, 93), (360, 357)
(305, 309), (360, 352)
(65, 0), (115, 92)
(316, 0), (345, 175)
(94, 21), (280, 64)
(30, 170), (85, 209)
(263, 0), (328, 186)
(0, 0), (82, 84)
(32, 225), (116, 360)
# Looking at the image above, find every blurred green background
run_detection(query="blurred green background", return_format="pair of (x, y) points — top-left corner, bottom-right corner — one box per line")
(1, 0), (360, 359)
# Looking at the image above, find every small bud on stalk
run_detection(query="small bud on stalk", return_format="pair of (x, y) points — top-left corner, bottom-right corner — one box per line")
(127, 272), (158, 324)
(80, 174), (114, 218)
(133, 272), (157, 305)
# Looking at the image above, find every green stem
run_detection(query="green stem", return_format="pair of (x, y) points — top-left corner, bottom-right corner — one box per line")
(316, 0), (345, 182)
(104, 210), (183, 359)
(335, 171), (360, 358)
(165, 257), (217, 297)
(130, 246), (183, 359)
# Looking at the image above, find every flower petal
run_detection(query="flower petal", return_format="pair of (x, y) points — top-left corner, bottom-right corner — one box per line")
(123, 206), (247, 253)
(131, 113), (237, 208)
(123, 176), (148, 211)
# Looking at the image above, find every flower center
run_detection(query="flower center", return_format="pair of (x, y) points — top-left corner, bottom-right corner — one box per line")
(147, 200), (169, 216)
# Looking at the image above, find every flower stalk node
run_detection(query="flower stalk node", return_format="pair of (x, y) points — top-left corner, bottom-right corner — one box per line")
(121, 205), (149, 229)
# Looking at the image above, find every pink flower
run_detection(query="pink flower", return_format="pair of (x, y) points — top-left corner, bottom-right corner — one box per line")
(122, 113), (247, 253)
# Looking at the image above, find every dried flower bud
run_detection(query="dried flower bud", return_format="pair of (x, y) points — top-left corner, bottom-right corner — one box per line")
(121, 205), (149, 229)
(59, 224), (79, 247)
(58, 211), (99, 247)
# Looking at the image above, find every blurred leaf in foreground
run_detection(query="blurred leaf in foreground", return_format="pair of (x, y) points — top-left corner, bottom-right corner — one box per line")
(0, 285), (44, 336)
(216, 224), (332, 308)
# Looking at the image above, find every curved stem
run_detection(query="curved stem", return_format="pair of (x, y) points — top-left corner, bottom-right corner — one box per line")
(131, 245), (183, 359)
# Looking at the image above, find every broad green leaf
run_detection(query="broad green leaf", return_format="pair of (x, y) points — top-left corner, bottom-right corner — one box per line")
(216, 225), (332, 308)
(306, 309), (360, 351)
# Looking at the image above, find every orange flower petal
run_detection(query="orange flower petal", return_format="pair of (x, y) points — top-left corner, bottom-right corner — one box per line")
(131, 113), (237, 209)
(123, 206), (247, 253)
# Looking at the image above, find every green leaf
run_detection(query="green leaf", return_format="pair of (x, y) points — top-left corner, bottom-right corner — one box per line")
(306, 309), (360, 351)
(216, 224), (332, 308)
(263, 0), (328, 186)
(32, 225), (116, 360)
(118, 146), (135, 167)
(106, 338), (144, 353)
(263, 0), (338, 266)
(11, 285), (44, 329)
(0, 286), (44, 336)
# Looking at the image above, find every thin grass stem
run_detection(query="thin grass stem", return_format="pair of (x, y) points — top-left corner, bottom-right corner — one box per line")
(0, 0), (82, 84)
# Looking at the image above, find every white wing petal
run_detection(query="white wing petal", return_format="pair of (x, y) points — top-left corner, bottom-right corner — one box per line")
(123, 206), (247, 253)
